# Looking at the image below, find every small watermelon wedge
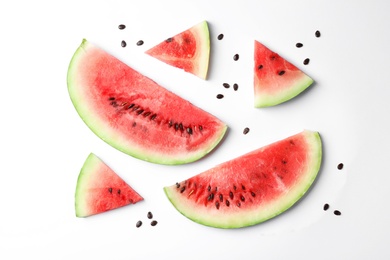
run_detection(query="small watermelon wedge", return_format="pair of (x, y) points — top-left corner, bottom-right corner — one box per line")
(75, 153), (143, 217)
(145, 21), (210, 79)
(164, 130), (322, 229)
(67, 39), (226, 165)
(254, 40), (314, 107)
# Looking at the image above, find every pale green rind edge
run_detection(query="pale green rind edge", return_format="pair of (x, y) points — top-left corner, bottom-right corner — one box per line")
(67, 39), (227, 165)
(193, 21), (210, 80)
(255, 75), (314, 108)
(75, 153), (100, 218)
(163, 130), (322, 229)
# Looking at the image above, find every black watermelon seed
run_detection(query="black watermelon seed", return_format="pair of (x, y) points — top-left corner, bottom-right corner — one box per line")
(226, 200), (230, 206)
(323, 203), (330, 211)
(219, 194), (223, 202)
(207, 185), (211, 192)
(296, 42), (303, 48)
(337, 163), (344, 170)
(315, 30), (321, 37)
(250, 191), (256, 197)
(168, 120), (173, 127)
(233, 185), (237, 191)
(241, 185), (246, 190)
(179, 123), (184, 131)
(166, 37), (173, 43)
(137, 109), (144, 115)
(233, 83), (238, 91)
(258, 64), (263, 70)
(186, 127), (193, 135)
(217, 34), (224, 40)
(180, 186), (186, 193)
(216, 94), (224, 99)
(208, 193), (214, 201)
(198, 125), (203, 131)
(215, 201), (220, 209)
(136, 40), (144, 46)
(118, 24), (126, 30)
(229, 191), (233, 199)
(223, 83), (230, 88)
(233, 54), (239, 61)
(117, 189), (121, 194)
(243, 127), (250, 135)
(127, 103), (135, 109)
(176, 182), (180, 188)
(121, 40), (127, 47)
(147, 211), (153, 219)
(108, 188), (113, 193)
(143, 111), (151, 117)
(174, 123), (179, 130)
(151, 220), (158, 226)
(278, 70), (285, 76)
(136, 220), (142, 228)
(240, 195), (245, 202)
(334, 210), (341, 216)
(303, 58), (310, 65)
(236, 202), (241, 207)
(150, 114), (157, 120)
(108, 97), (115, 101)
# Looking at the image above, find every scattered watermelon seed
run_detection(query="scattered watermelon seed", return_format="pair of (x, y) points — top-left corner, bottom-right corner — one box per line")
(176, 182), (180, 188)
(240, 195), (245, 202)
(217, 34), (224, 40)
(233, 83), (238, 91)
(226, 200), (230, 206)
(118, 24), (126, 30)
(241, 185), (245, 190)
(243, 127), (250, 135)
(258, 65), (263, 70)
(223, 83), (230, 88)
(143, 111), (151, 117)
(208, 193), (214, 201)
(278, 70), (286, 76)
(186, 127), (193, 135)
(121, 40), (127, 47)
(233, 185), (237, 191)
(229, 191), (234, 199)
(323, 203), (329, 211)
(315, 30), (321, 37)
(108, 97), (115, 100)
(150, 114), (157, 120)
(334, 210), (341, 216)
(136, 40), (144, 46)
(136, 221), (142, 228)
(296, 43), (303, 48)
(233, 54), (239, 61)
(219, 194), (223, 201)
(250, 191), (256, 197)
(337, 163), (344, 170)
(179, 123), (184, 131)
(216, 94), (224, 99)
(147, 211), (153, 219)
(127, 104), (135, 109)
(303, 58), (310, 65)
(180, 187), (186, 193)
(215, 201), (220, 209)
(108, 188), (113, 193)
(166, 37), (173, 43)
(207, 185), (211, 192)
(151, 220), (158, 226)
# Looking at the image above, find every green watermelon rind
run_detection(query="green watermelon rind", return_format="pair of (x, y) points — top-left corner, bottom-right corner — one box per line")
(163, 130), (322, 229)
(192, 21), (210, 79)
(254, 75), (314, 108)
(67, 39), (227, 165)
(75, 153), (102, 217)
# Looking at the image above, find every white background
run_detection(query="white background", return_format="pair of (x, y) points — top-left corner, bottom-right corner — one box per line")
(1, 0), (389, 259)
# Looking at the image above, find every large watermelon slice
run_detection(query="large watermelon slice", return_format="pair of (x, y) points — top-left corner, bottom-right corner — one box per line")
(67, 39), (226, 165)
(164, 130), (322, 229)
(75, 153), (143, 217)
(145, 21), (210, 79)
(254, 40), (314, 107)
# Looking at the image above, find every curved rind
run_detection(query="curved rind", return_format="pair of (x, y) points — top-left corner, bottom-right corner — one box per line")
(254, 75), (313, 108)
(67, 39), (226, 165)
(164, 130), (322, 229)
(145, 21), (210, 79)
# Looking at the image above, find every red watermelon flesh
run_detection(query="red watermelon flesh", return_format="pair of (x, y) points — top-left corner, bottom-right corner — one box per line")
(254, 40), (314, 107)
(164, 130), (322, 228)
(67, 39), (227, 165)
(75, 153), (143, 217)
(145, 21), (210, 79)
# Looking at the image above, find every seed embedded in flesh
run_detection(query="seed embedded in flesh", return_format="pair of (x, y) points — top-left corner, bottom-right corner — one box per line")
(223, 83), (230, 88)
(117, 189), (121, 195)
(278, 70), (286, 76)
(240, 195), (245, 202)
(207, 185), (211, 192)
(296, 42), (303, 48)
(150, 114), (157, 120)
(229, 191), (234, 199)
(226, 200), (230, 206)
(334, 210), (341, 216)
(121, 40), (127, 47)
(215, 201), (220, 209)
(208, 193), (214, 201)
(147, 211), (153, 219)
(243, 127), (250, 135)
(219, 194), (223, 202)
(315, 30), (321, 37)
(136, 220), (142, 228)
(127, 104), (135, 109)
(136, 40), (144, 46)
(303, 58), (310, 65)
(323, 203), (330, 211)
(108, 97), (115, 101)
(233, 83), (238, 91)
(233, 54), (239, 61)
(166, 37), (173, 42)
(108, 188), (113, 193)
(151, 220), (158, 226)
(217, 34), (224, 40)
(337, 163), (344, 170)
(176, 182), (180, 188)
(250, 191), (256, 197)
(186, 127), (193, 135)
(216, 94), (224, 99)
(258, 64), (263, 70)
(118, 24), (126, 30)
(180, 187), (186, 193)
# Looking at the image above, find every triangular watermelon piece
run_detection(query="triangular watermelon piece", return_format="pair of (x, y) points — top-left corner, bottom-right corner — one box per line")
(145, 21), (210, 79)
(75, 153), (143, 217)
(254, 40), (314, 107)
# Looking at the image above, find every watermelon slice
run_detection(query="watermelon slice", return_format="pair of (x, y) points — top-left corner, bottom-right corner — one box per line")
(75, 153), (143, 217)
(164, 130), (322, 228)
(67, 39), (227, 165)
(145, 21), (210, 79)
(254, 40), (314, 107)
